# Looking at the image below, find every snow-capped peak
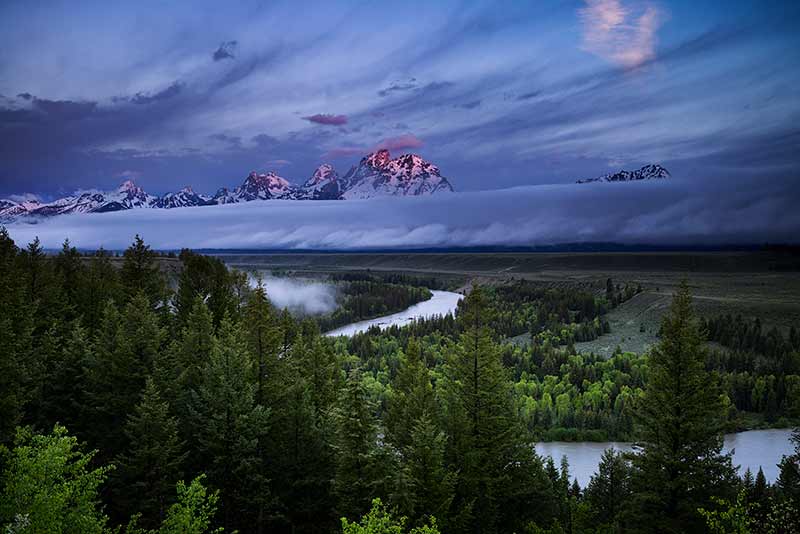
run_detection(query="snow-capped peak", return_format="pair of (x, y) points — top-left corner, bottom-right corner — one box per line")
(576, 164), (671, 184)
(363, 149), (392, 169)
(306, 163), (338, 186)
(340, 151), (454, 199)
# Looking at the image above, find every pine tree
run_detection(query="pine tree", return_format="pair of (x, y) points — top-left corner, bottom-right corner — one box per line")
(38, 321), (92, 435)
(190, 316), (269, 532)
(0, 228), (31, 446)
(334, 369), (385, 521)
(398, 413), (455, 528)
(84, 293), (161, 458)
(167, 297), (216, 439)
(121, 235), (165, 306)
(386, 337), (436, 453)
(444, 286), (516, 533)
(54, 238), (86, 317)
(628, 282), (737, 533)
(82, 248), (123, 336)
(584, 449), (631, 529)
(114, 377), (187, 527)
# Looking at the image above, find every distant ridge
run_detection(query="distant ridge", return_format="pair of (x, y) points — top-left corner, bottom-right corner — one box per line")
(0, 149), (454, 222)
(577, 164), (670, 184)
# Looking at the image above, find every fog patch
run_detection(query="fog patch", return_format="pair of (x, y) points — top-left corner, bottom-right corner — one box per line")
(5, 176), (799, 250)
(249, 273), (336, 315)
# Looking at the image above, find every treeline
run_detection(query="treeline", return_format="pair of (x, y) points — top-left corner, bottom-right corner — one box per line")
(329, 271), (451, 290)
(316, 280), (432, 332)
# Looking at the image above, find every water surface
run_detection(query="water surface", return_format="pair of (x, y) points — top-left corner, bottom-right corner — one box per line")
(325, 289), (462, 337)
(535, 428), (794, 487)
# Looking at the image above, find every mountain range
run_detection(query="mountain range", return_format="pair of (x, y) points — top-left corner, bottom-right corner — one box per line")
(576, 164), (671, 184)
(0, 149), (454, 222)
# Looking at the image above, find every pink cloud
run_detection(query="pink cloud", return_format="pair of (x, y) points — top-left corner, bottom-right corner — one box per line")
(322, 147), (366, 159)
(375, 134), (424, 152)
(579, 0), (665, 69)
(302, 113), (348, 126)
(322, 134), (425, 160)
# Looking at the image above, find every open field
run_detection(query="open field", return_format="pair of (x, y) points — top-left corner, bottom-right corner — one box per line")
(218, 250), (800, 339)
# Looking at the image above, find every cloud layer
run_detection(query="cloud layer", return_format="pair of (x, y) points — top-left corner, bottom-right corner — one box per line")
(0, 0), (797, 198)
(6, 178), (798, 251)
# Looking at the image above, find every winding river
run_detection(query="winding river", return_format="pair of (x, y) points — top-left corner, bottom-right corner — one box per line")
(324, 289), (463, 337)
(536, 428), (794, 487)
(257, 278), (792, 489)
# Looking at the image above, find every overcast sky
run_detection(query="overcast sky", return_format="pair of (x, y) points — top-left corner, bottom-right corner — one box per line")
(1, 0), (798, 199)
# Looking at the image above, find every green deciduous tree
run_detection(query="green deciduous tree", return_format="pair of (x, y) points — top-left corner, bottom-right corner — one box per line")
(341, 498), (440, 534)
(0, 425), (112, 534)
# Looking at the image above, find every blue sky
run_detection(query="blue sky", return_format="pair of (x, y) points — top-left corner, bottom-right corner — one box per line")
(0, 0), (798, 198)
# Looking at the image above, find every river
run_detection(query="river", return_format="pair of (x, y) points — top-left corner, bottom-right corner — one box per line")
(535, 428), (794, 487)
(246, 275), (792, 488)
(325, 289), (463, 337)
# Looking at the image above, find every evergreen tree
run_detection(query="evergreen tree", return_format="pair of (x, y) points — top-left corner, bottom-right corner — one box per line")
(0, 228), (31, 446)
(167, 297), (216, 440)
(116, 377), (187, 528)
(386, 337), (436, 453)
(628, 282), (737, 533)
(190, 316), (269, 532)
(584, 449), (631, 530)
(82, 248), (123, 336)
(37, 321), (92, 435)
(121, 235), (165, 306)
(444, 286), (518, 533)
(397, 413), (455, 528)
(334, 369), (385, 521)
(777, 428), (800, 508)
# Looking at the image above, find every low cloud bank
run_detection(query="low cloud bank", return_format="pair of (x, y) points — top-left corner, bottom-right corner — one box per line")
(5, 177), (799, 250)
(248, 274), (336, 315)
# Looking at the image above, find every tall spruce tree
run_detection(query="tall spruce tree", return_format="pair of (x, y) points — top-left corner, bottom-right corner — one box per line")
(190, 316), (269, 532)
(444, 286), (517, 533)
(334, 369), (385, 521)
(583, 448), (632, 530)
(628, 282), (737, 533)
(0, 228), (31, 446)
(115, 377), (187, 528)
(121, 235), (165, 306)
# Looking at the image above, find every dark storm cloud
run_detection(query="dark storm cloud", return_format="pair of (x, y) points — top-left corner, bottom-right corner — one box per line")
(377, 80), (417, 97)
(213, 40), (237, 61)
(32, 98), (98, 120)
(516, 91), (541, 101)
(130, 82), (184, 105)
(302, 114), (348, 126)
(457, 100), (482, 109)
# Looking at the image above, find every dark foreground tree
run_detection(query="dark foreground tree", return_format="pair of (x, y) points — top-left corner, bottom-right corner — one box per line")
(628, 282), (737, 533)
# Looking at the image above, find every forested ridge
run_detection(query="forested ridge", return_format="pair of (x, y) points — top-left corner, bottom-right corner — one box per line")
(0, 229), (798, 533)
